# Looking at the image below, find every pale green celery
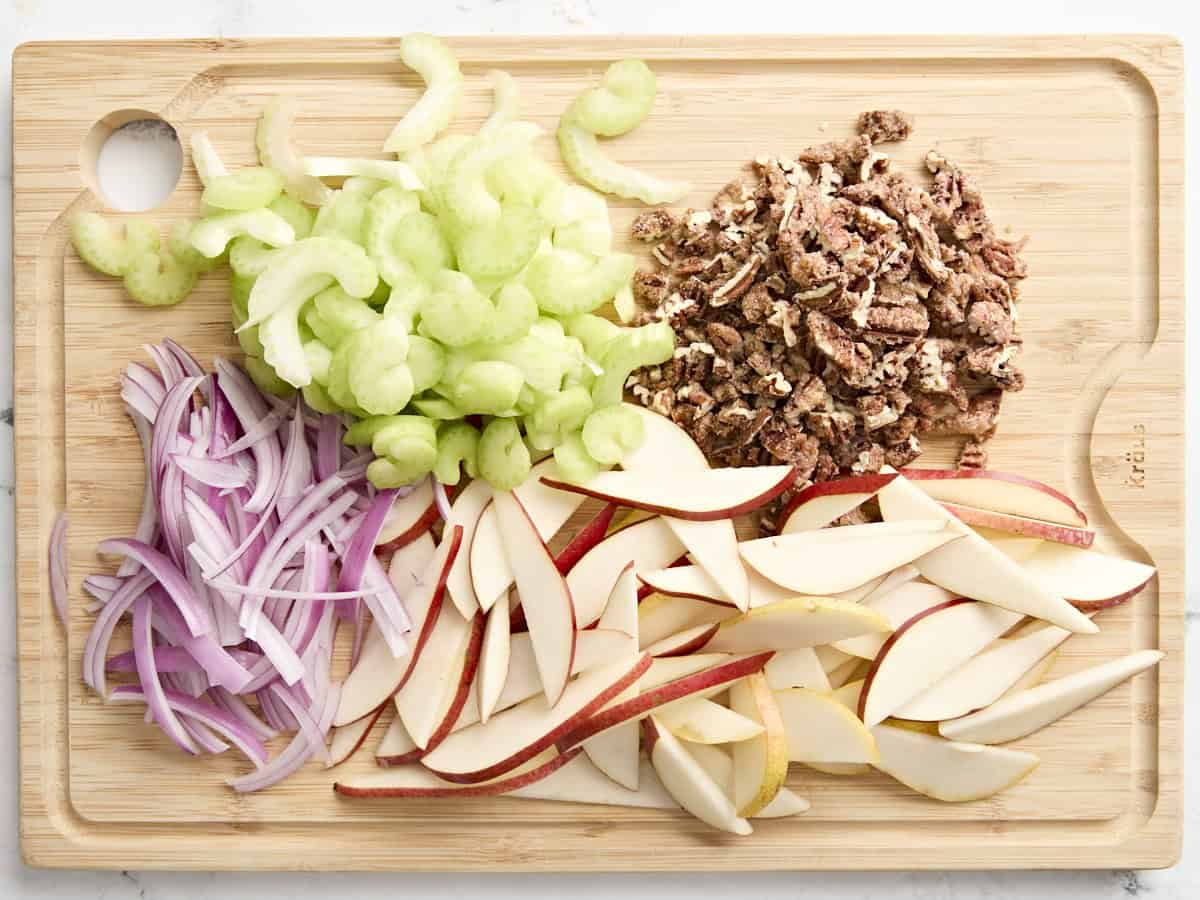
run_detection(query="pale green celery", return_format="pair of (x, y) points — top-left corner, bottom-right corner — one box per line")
(237, 323), (265, 359)
(590, 321), (675, 408)
(190, 208), (296, 259)
(311, 190), (370, 245)
(528, 385), (593, 444)
(453, 361), (525, 415)
(230, 273), (254, 323)
(228, 236), (278, 277)
(557, 121), (689, 206)
(371, 416), (438, 477)
(612, 282), (638, 323)
(543, 184), (612, 255)
(383, 278), (431, 331)
(268, 194), (315, 239)
(344, 415), (401, 447)
(302, 382), (341, 414)
(455, 203), (544, 283)
(442, 122), (542, 229)
(314, 285), (380, 336)
(169, 221), (223, 273)
(383, 33), (464, 154)
(412, 396), (466, 419)
(244, 356), (296, 397)
(479, 69), (519, 137)
(340, 176), (387, 198)
(125, 221), (161, 257)
(524, 249), (635, 316)
(190, 131), (228, 187)
(244, 236), (376, 326)
(255, 96), (333, 206)
(396, 212), (455, 279)
(325, 334), (369, 416)
(202, 166), (285, 211)
(70, 213), (149, 277)
(582, 404), (644, 464)
(553, 217), (613, 256)
(483, 331), (568, 394)
(420, 270), (492, 346)
(489, 153), (559, 209)
(474, 282), (537, 345)
(563, 313), (621, 361)
(364, 187), (421, 285)
(552, 430), (601, 483)
(412, 134), (471, 216)
(566, 59), (656, 137)
(477, 418), (531, 490)
(303, 157), (423, 190)
(123, 252), (198, 307)
(303, 340), (333, 384)
(303, 303), (342, 349)
(407, 336), (445, 393)
(368, 456), (434, 489)
(348, 319), (415, 416)
(259, 283), (329, 387)
(434, 421), (481, 485)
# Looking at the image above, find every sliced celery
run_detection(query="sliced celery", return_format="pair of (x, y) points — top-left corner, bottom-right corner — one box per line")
(528, 385), (593, 444)
(314, 285), (380, 336)
(420, 270), (492, 347)
(244, 356), (296, 398)
(311, 190), (371, 245)
(552, 430), (602, 483)
(371, 416), (438, 480)
(480, 69), (520, 137)
(201, 167), (285, 211)
(455, 203), (544, 283)
(302, 382), (341, 414)
(383, 279), (431, 331)
(229, 237), (278, 278)
(383, 33), (464, 154)
(258, 278), (331, 387)
(303, 157), (423, 191)
(557, 121), (689, 206)
(474, 282), (537, 345)
(477, 418), (531, 490)
(591, 321), (675, 408)
(189, 131), (228, 187)
(255, 95), (333, 207)
(69, 212), (145, 277)
(524, 249), (635, 316)
(303, 339), (333, 384)
(348, 319), (415, 416)
(169, 221), (223, 274)
(340, 176), (387, 198)
(434, 421), (481, 485)
(441, 123), (542, 229)
(269, 194), (315, 239)
(244, 236), (376, 327)
(452, 361), (525, 416)
(189, 209), (296, 259)
(563, 313), (621, 361)
(406, 336), (445, 393)
(122, 251), (198, 307)
(565, 59), (657, 138)
(581, 404), (645, 464)
(413, 396), (466, 420)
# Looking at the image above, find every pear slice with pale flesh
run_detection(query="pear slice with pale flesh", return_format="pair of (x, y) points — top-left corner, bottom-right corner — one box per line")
(638, 592), (729, 648)
(872, 724), (1039, 802)
(571, 517), (686, 627)
(509, 753), (676, 809)
(876, 472), (1098, 634)
(833, 582), (956, 660)
(938, 650), (1164, 744)
(706, 597), (890, 653)
(494, 489), (577, 704)
(643, 623), (720, 657)
(894, 620), (1076, 721)
(477, 590), (512, 724)
(764, 647), (830, 692)
(327, 705), (386, 768)
(1003, 649), (1060, 697)
(683, 741), (810, 819)
(804, 679), (872, 775)
(729, 673), (789, 817)
(336, 748), (576, 798)
(583, 563), (642, 790)
(1020, 542), (1156, 611)
(441, 477), (493, 618)
(643, 717), (752, 835)
(775, 687), (879, 765)
(858, 599), (1022, 727)
(654, 695), (765, 744)
(393, 604), (484, 749)
(375, 714), (418, 765)
(739, 521), (961, 595)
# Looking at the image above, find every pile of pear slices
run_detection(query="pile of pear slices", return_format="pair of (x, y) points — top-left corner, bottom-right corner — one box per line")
(330, 405), (1161, 837)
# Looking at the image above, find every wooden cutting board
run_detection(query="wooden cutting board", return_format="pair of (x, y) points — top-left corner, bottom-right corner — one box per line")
(12, 35), (1184, 871)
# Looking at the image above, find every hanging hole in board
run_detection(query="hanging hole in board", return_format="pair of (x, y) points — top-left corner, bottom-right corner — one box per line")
(81, 110), (183, 212)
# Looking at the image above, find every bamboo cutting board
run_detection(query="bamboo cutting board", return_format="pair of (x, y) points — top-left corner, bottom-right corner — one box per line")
(12, 35), (1184, 871)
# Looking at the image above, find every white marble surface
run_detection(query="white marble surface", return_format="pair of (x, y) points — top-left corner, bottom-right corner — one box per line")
(2, 0), (1196, 895)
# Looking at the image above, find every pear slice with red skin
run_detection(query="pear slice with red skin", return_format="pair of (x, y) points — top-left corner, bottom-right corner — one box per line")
(441, 477), (493, 618)
(1019, 542), (1156, 611)
(554, 503), (618, 575)
(571, 517), (686, 627)
(643, 623), (721, 658)
(374, 478), (439, 551)
(477, 590), (513, 724)
(643, 717), (752, 835)
(335, 747), (580, 798)
(778, 472), (899, 534)
(900, 467), (1087, 526)
(941, 502), (1095, 548)
(327, 705), (387, 768)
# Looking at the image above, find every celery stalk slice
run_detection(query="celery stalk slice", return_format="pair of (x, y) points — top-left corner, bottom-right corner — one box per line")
(382, 33), (464, 154)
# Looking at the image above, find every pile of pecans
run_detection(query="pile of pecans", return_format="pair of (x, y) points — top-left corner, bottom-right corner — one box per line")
(625, 111), (1028, 529)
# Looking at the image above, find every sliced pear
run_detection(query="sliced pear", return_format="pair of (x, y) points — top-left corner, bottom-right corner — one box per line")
(570, 517), (686, 627)
(764, 647), (830, 692)
(509, 753), (675, 808)
(643, 623), (720, 658)
(832, 581), (956, 660)
(638, 592), (729, 648)
(477, 590), (512, 724)
(775, 687), (879, 765)
(644, 717), (752, 835)
(938, 650), (1164, 744)
(655, 696), (765, 744)
(729, 673), (789, 817)
(872, 724), (1039, 802)
(706, 597), (890, 653)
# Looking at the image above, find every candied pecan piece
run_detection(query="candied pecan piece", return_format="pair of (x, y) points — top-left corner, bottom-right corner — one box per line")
(710, 255), (763, 307)
(797, 135), (873, 178)
(866, 304), (930, 338)
(920, 390), (1002, 436)
(884, 434), (923, 468)
(705, 321), (743, 355)
(631, 209), (677, 243)
(782, 374), (828, 422)
(807, 312), (874, 385)
(965, 300), (1014, 345)
(877, 413), (919, 447)
(857, 110), (913, 145)
(958, 437), (989, 469)
(759, 420), (820, 477)
(740, 283), (775, 324)
(633, 269), (669, 305)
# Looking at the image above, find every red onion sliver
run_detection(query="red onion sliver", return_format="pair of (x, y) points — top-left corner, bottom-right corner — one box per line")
(48, 512), (69, 629)
(107, 645), (261, 674)
(333, 489), (412, 653)
(210, 686), (277, 741)
(121, 380), (163, 423)
(111, 685), (269, 767)
(258, 688), (296, 731)
(179, 715), (231, 754)
(213, 400), (290, 459)
(214, 359), (279, 514)
(269, 682), (330, 762)
(143, 341), (187, 387)
(83, 569), (156, 696)
(150, 376), (204, 496)
(432, 477), (452, 522)
(150, 595), (254, 692)
(132, 594), (200, 754)
(227, 730), (309, 792)
(82, 573), (122, 605)
(315, 415), (342, 482)
(99, 538), (213, 638)
(124, 360), (165, 402)
(171, 454), (250, 490)
(276, 402), (314, 519)
(209, 577), (384, 602)
(120, 412), (160, 578)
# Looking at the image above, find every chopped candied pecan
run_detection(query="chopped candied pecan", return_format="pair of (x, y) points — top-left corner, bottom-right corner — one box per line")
(866, 304), (929, 338)
(705, 321), (742, 355)
(980, 237), (1029, 279)
(759, 421), (820, 477)
(753, 372), (792, 398)
(782, 374), (828, 423)
(631, 209), (677, 243)
(884, 434), (923, 468)
(831, 505), (874, 527)
(710, 255), (763, 306)
(711, 355), (736, 380)
(857, 110), (913, 144)
(965, 300), (1014, 344)
(797, 134), (873, 178)
(960, 345), (1024, 391)
(633, 269), (670, 305)
(877, 413), (919, 447)
(920, 390), (1002, 436)
(807, 312), (874, 385)
(958, 437), (989, 469)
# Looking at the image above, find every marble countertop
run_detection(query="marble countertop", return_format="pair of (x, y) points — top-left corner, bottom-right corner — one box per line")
(3, 0), (1196, 895)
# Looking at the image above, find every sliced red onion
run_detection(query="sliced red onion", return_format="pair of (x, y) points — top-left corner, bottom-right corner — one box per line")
(213, 400), (290, 459)
(48, 512), (69, 629)
(150, 376), (204, 495)
(82, 573), (122, 604)
(269, 682), (329, 762)
(227, 730), (308, 792)
(332, 488), (410, 654)
(209, 577), (382, 602)
(210, 686), (277, 741)
(276, 402), (314, 519)
(121, 379), (164, 423)
(107, 645), (261, 674)
(83, 569), (156, 696)
(336, 450), (373, 482)
(150, 594), (253, 692)
(132, 593), (200, 754)
(432, 477), (452, 522)
(124, 360), (165, 401)
(179, 715), (230, 754)
(99, 538), (213, 638)
(162, 337), (206, 380)
(143, 341), (187, 387)
(316, 415), (342, 482)
(171, 454), (250, 490)
(258, 688), (296, 731)
(214, 359), (280, 514)
(111, 684), (269, 767)
(119, 412), (161, 577)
